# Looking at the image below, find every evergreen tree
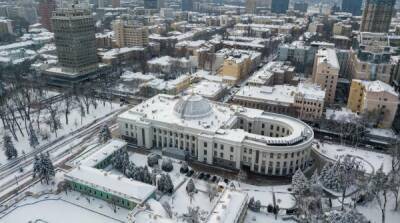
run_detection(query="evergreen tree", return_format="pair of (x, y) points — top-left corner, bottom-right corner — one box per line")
(3, 134), (17, 159)
(29, 124), (39, 148)
(143, 166), (152, 184)
(158, 173), (174, 194)
(111, 149), (130, 174)
(125, 162), (136, 178)
(186, 178), (196, 193)
(98, 124), (112, 143)
(33, 152), (55, 184)
(147, 154), (160, 167)
(161, 158), (173, 172)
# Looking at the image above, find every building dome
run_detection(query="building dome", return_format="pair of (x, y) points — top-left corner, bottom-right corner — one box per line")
(174, 95), (213, 119)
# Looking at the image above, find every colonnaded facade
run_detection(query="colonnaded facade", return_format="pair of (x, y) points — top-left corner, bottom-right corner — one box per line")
(117, 94), (314, 176)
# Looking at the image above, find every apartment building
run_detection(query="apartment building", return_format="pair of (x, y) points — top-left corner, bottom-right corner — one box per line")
(312, 48), (340, 105)
(113, 19), (149, 48)
(347, 79), (399, 128)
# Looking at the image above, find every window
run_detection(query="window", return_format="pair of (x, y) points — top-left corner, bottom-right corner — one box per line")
(230, 147), (234, 152)
(270, 125), (274, 130)
(214, 143), (217, 148)
(249, 149), (252, 154)
(277, 153), (281, 159)
(270, 153), (274, 159)
(204, 142), (208, 147)
(230, 155), (233, 161)
(284, 153), (288, 159)
(220, 153), (224, 158)
(244, 147), (247, 153)
(125, 123), (128, 128)
(220, 145), (224, 150)
(262, 123), (265, 128)
(262, 152), (267, 158)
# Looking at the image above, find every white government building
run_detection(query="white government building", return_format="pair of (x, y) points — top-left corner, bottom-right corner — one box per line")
(117, 94), (314, 176)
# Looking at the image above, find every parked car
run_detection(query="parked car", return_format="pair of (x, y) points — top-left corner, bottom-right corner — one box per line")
(210, 176), (217, 183)
(198, 172), (205, 179)
(186, 170), (194, 177)
(203, 173), (211, 181)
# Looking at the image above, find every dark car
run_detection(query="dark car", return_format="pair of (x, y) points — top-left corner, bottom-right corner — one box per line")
(223, 178), (229, 184)
(210, 176), (217, 182)
(198, 172), (205, 179)
(186, 170), (194, 177)
(203, 173), (211, 181)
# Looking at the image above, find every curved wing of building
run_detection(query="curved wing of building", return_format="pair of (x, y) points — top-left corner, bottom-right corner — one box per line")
(117, 94), (314, 176)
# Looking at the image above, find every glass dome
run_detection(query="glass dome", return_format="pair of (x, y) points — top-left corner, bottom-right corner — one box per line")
(173, 95), (213, 119)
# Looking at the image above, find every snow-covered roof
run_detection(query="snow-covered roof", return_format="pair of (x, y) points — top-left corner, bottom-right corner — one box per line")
(121, 71), (155, 82)
(354, 79), (398, 97)
(315, 48), (340, 69)
(65, 166), (156, 203)
(0, 41), (34, 51)
(184, 80), (227, 99)
(78, 139), (127, 167)
(100, 47), (145, 59)
(206, 189), (248, 223)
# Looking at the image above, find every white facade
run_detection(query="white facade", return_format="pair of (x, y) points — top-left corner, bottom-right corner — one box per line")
(117, 94), (314, 176)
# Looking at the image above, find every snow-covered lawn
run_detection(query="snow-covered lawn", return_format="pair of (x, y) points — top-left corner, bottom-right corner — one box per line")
(313, 141), (392, 174)
(0, 171), (130, 223)
(0, 101), (121, 165)
(237, 183), (295, 209)
(357, 193), (400, 223)
(158, 179), (215, 222)
(0, 191), (130, 223)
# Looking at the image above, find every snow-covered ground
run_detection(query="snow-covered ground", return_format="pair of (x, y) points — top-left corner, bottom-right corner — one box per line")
(357, 193), (400, 223)
(313, 141), (392, 174)
(129, 152), (186, 189)
(159, 179), (214, 222)
(0, 100), (121, 165)
(0, 171), (130, 223)
(0, 198), (125, 223)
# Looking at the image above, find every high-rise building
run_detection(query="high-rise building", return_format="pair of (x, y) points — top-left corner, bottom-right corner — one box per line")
(113, 19), (149, 47)
(98, 0), (105, 8)
(341, 0), (362, 16)
(182, 0), (193, 11)
(312, 48), (340, 105)
(51, 7), (98, 74)
(38, 0), (56, 31)
(246, 0), (257, 13)
(294, 2), (308, 13)
(360, 0), (396, 33)
(0, 18), (13, 34)
(349, 32), (392, 83)
(144, 0), (158, 9)
(271, 0), (289, 14)
(112, 0), (120, 8)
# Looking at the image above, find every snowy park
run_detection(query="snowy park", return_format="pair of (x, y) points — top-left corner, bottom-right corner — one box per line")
(0, 92), (122, 165)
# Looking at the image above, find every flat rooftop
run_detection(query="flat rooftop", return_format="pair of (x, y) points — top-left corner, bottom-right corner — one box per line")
(65, 166), (156, 204)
